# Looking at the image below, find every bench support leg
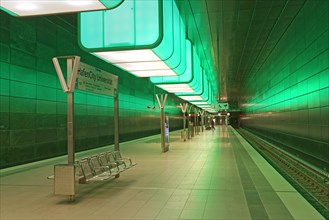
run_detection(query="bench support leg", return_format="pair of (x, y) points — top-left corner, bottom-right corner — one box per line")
(69, 195), (75, 202)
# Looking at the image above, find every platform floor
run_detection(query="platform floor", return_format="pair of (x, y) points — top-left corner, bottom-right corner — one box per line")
(0, 126), (325, 220)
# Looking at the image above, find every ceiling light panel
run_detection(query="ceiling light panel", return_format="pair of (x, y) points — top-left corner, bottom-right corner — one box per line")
(79, 0), (186, 77)
(0, 0), (123, 16)
(150, 39), (203, 92)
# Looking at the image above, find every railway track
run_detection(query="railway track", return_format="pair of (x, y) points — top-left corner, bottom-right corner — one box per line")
(237, 128), (329, 219)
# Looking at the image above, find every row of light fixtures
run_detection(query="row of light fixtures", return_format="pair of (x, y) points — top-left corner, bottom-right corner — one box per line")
(0, 0), (218, 113)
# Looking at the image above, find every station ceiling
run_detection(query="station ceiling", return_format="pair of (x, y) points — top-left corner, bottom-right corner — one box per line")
(44, 0), (307, 108)
(175, 0), (306, 107)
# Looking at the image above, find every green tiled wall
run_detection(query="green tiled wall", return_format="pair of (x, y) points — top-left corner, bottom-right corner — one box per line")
(0, 12), (183, 168)
(241, 1), (329, 168)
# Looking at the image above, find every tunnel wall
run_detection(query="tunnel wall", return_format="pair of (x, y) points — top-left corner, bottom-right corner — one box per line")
(241, 1), (329, 169)
(0, 12), (183, 168)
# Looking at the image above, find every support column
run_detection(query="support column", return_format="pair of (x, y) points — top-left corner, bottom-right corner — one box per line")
(194, 106), (198, 135)
(156, 94), (168, 152)
(67, 92), (74, 164)
(114, 88), (119, 152)
(187, 105), (193, 138)
(200, 109), (205, 132)
(180, 103), (188, 141)
(65, 57), (79, 164)
(52, 56), (80, 201)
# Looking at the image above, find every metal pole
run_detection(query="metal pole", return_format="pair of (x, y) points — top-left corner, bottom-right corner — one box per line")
(67, 58), (74, 164)
(180, 103), (188, 141)
(114, 88), (119, 152)
(194, 106), (197, 135)
(67, 92), (74, 164)
(156, 94), (168, 152)
(52, 56), (80, 201)
(183, 113), (186, 131)
(200, 110), (205, 132)
(182, 111), (187, 141)
(187, 105), (192, 139)
(113, 88), (120, 178)
(160, 107), (165, 152)
(196, 108), (200, 135)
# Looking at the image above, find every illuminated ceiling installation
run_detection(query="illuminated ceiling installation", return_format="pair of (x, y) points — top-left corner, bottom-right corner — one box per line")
(176, 69), (206, 101)
(150, 39), (202, 93)
(176, 70), (217, 112)
(79, 0), (187, 77)
(0, 0), (124, 16)
(1, 0), (219, 113)
(78, 0), (216, 113)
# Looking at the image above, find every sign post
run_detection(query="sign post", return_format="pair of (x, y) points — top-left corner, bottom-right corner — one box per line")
(187, 104), (193, 139)
(194, 106), (197, 136)
(180, 103), (188, 141)
(156, 94), (168, 152)
(52, 56), (80, 201)
(200, 109), (205, 132)
(53, 56), (80, 165)
(52, 57), (119, 200)
(194, 106), (200, 134)
(114, 88), (119, 152)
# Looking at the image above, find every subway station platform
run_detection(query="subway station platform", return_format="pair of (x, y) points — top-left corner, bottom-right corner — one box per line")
(0, 126), (325, 220)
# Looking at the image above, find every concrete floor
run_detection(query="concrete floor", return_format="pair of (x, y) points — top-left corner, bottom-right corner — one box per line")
(0, 126), (325, 219)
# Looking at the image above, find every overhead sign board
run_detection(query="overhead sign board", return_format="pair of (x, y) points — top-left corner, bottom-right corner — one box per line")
(218, 102), (229, 110)
(76, 62), (118, 97)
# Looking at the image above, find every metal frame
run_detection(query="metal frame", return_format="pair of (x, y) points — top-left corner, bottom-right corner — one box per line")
(53, 56), (80, 165)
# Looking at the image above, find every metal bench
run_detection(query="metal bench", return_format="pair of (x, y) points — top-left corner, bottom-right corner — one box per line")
(48, 151), (137, 184)
(78, 157), (115, 184)
(98, 152), (122, 175)
(104, 151), (127, 172)
(113, 150), (137, 169)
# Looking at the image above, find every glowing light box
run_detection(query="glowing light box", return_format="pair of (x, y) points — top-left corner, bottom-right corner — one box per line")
(150, 39), (203, 93)
(177, 70), (210, 102)
(0, 0), (123, 16)
(180, 82), (210, 103)
(79, 0), (186, 77)
(191, 90), (214, 109)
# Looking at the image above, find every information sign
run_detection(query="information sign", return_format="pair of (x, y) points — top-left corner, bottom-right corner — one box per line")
(76, 62), (118, 97)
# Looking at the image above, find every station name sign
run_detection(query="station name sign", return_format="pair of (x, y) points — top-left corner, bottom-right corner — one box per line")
(76, 62), (118, 97)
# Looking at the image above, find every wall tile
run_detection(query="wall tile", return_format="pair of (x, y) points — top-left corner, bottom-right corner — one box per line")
(0, 10), (182, 168)
(10, 81), (36, 98)
(10, 97), (36, 113)
(0, 61), (10, 79)
(242, 3), (329, 167)
(10, 129), (36, 146)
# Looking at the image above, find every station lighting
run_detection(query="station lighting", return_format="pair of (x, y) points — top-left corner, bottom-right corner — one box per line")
(150, 39), (202, 93)
(79, 0), (186, 77)
(206, 108), (217, 113)
(190, 89), (213, 107)
(0, 0), (124, 16)
(192, 90), (216, 112)
(177, 70), (209, 102)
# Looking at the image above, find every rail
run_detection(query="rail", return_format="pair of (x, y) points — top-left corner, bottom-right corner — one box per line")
(237, 128), (329, 219)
